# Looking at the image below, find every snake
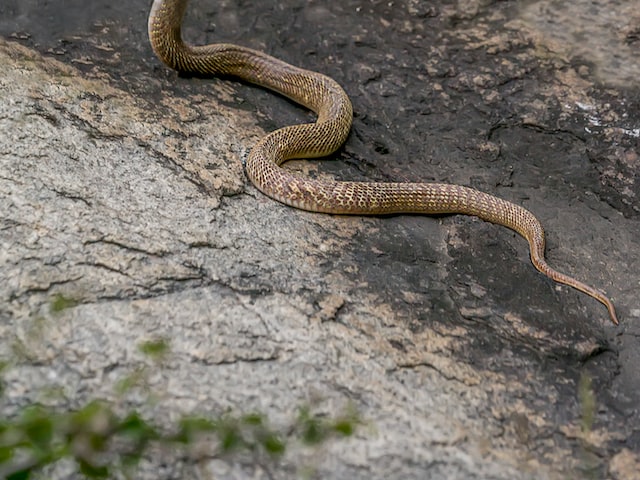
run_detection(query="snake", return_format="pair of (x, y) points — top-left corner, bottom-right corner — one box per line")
(148, 0), (618, 325)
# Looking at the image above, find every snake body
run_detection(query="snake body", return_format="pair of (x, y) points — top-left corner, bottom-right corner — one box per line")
(148, 0), (618, 325)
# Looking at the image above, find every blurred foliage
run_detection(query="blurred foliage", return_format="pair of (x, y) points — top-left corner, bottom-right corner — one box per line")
(49, 294), (78, 313)
(0, 400), (360, 478)
(137, 339), (170, 361)
(578, 372), (595, 433)
(0, 337), (362, 478)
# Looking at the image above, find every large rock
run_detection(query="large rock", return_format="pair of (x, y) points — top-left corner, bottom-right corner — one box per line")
(1, 1), (638, 478)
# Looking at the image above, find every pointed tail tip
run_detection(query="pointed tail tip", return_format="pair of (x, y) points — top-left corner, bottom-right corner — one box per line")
(606, 301), (619, 326)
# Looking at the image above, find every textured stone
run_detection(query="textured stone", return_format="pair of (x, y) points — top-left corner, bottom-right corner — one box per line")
(1, 1), (639, 478)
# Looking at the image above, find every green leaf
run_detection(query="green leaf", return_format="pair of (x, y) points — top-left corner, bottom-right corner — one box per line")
(242, 413), (264, 426)
(78, 458), (109, 478)
(261, 433), (285, 456)
(50, 294), (78, 313)
(67, 402), (114, 456)
(332, 419), (355, 437)
(138, 339), (170, 360)
(21, 407), (54, 451)
(116, 413), (158, 445)
(70, 401), (109, 428)
(218, 420), (242, 453)
(0, 445), (13, 463)
(175, 416), (216, 443)
(301, 417), (326, 445)
(7, 470), (30, 480)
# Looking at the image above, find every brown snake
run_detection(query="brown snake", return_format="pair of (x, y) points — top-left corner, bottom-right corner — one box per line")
(148, 0), (618, 325)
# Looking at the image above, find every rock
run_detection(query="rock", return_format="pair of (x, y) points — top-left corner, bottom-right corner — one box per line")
(1, 1), (638, 478)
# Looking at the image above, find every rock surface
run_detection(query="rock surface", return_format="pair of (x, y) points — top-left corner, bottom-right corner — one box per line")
(1, 0), (639, 478)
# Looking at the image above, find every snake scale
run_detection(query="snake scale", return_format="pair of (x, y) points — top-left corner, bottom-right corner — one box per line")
(148, 0), (618, 325)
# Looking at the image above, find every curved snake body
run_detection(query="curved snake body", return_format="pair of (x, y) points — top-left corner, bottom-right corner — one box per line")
(148, 0), (618, 325)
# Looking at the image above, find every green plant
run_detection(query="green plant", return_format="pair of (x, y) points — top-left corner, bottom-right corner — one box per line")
(0, 337), (362, 478)
(0, 400), (361, 479)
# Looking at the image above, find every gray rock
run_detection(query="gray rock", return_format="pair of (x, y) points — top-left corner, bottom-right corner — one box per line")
(1, 1), (639, 478)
